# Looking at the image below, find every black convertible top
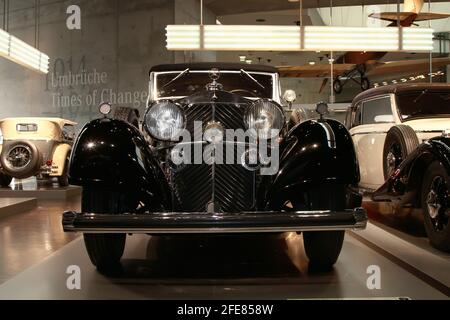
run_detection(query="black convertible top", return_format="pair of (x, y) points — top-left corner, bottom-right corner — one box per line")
(150, 62), (278, 74)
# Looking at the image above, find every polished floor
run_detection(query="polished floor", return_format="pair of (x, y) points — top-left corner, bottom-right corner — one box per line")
(0, 180), (449, 299)
(0, 183), (79, 284)
(0, 232), (447, 299)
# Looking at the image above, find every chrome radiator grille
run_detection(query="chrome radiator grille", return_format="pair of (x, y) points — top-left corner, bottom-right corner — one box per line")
(173, 160), (256, 213)
(172, 101), (255, 213)
(182, 102), (247, 140)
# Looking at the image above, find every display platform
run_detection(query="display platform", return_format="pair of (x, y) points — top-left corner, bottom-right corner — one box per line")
(350, 224), (450, 292)
(0, 198), (37, 219)
(0, 181), (82, 200)
(0, 229), (447, 300)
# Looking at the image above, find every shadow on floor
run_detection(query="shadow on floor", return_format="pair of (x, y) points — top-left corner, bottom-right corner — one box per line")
(97, 233), (336, 282)
(365, 201), (427, 237)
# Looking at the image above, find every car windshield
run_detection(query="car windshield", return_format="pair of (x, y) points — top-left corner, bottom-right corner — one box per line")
(155, 71), (274, 99)
(397, 90), (450, 121)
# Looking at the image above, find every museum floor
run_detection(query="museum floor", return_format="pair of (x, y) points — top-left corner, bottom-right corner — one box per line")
(0, 179), (449, 300)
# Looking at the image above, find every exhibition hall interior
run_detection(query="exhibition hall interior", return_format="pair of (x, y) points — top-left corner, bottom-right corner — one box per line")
(0, 0), (450, 301)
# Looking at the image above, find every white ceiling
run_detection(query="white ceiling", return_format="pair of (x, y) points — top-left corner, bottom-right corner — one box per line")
(204, 0), (446, 16)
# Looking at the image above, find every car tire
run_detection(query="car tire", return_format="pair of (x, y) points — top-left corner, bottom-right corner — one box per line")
(303, 231), (345, 270)
(383, 125), (419, 180)
(0, 172), (12, 187)
(57, 158), (69, 187)
(82, 187), (136, 271)
(0, 141), (41, 179)
(333, 79), (343, 94)
(113, 107), (140, 128)
(361, 77), (370, 91)
(421, 161), (450, 252)
(302, 185), (346, 270)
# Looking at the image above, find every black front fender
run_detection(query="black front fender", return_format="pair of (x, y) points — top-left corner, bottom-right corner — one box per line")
(264, 119), (360, 207)
(69, 118), (171, 209)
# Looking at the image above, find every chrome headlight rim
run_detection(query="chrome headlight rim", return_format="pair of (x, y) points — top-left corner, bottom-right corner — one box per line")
(245, 98), (285, 140)
(143, 100), (186, 142)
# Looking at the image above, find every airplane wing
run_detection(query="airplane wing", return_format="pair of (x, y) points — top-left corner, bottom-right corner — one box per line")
(369, 12), (416, 22)
(414, 12), (450, 21)
(277, 64), (355, 78)
(369, 12), (450, 22)
(366, 57), (450, 77)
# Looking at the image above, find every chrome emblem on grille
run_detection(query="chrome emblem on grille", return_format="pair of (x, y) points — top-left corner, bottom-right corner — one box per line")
(204, 121), (224, 144)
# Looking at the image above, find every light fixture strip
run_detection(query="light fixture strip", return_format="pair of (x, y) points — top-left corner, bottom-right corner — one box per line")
(0, 28), (49, 74)
(166, 25), (434, 53)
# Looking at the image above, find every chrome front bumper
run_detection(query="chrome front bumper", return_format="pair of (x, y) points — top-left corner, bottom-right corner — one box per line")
(62, 208), (367, 234)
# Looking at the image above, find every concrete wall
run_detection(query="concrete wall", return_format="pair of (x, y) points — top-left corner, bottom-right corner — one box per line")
(0, 0), (175, 127)
(174, 0), (217, 63)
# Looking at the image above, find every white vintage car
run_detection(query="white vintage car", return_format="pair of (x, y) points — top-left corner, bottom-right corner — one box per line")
(0, 117), (77, 187)
(346, 83), (450, 190)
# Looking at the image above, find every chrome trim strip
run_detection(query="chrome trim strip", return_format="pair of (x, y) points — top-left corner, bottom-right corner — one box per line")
(151, 70), (279, 103)
(63, 224), (367, 234)
(414, 130), (445, 134)
(63, 208), (368, 234)
(318, 122), (336, 149)
(351, 130), (444, 136)
(351, 131), (388, 135)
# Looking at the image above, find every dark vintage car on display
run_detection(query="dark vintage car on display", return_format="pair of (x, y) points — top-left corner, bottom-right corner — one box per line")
(373, 134), (450, 252)
(62, 63), (367, 271)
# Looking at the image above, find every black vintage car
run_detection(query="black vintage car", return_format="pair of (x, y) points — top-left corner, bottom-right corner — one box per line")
(373, 134), (450, 252)
(62, 63), (367, 271)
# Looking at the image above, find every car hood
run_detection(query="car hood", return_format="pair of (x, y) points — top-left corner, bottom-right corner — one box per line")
(403, 118), (450, 132)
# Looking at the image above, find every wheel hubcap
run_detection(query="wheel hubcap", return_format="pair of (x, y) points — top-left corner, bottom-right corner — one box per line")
(426, 176), (450, 232)
(386, 144), (402, 177)
(334, 81), (341, 91)
(426, 189), (440, 219)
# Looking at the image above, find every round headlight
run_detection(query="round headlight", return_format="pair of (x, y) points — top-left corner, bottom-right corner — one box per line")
(246, 99), (285, 139)
(145, 101), (185, 141)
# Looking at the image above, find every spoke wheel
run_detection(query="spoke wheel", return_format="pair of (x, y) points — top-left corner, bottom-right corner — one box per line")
(383, 125), (419, 180)
(0, 141), (40, 179)
(361, 77), (370, 91)
(333, 79), (343, 94)
(385, 143), (403, 178)
(7, 145), (31, 169)
(421, 161), (450, 252)
(426, 176), (449, 232)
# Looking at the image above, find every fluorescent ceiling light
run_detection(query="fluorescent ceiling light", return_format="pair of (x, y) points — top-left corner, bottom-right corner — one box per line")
(0, 28), (49, 74)
(166, 25), (434, 53)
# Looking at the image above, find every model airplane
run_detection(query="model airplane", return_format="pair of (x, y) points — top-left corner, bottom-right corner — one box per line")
(278, 0), (450, 94)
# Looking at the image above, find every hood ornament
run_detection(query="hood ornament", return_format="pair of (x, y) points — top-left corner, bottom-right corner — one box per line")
(206, 68), (223, 99)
